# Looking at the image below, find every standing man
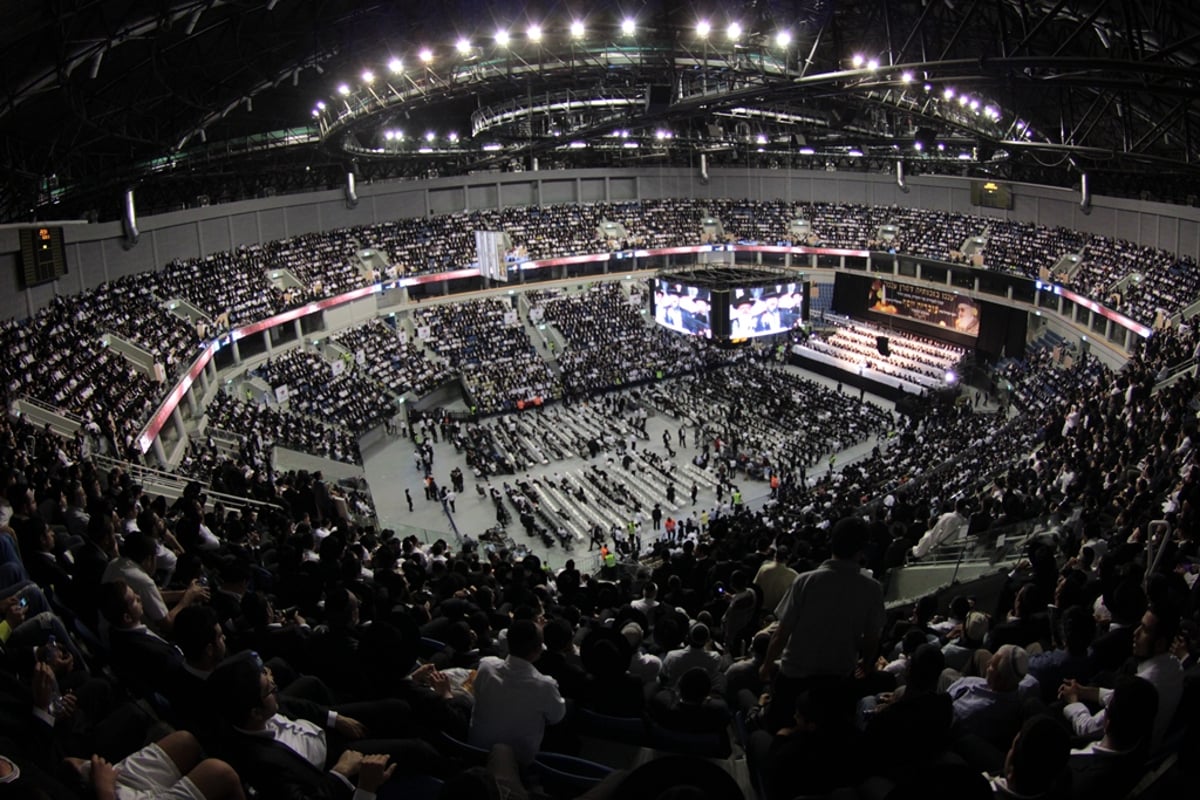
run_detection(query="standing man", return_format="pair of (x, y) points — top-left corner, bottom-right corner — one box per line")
(469, 620), (566, 765)
(405, 489), (413, 513)
(691, 483), (698, 505)
(651, 504), (663, 531)
(759, 517), (885, 733)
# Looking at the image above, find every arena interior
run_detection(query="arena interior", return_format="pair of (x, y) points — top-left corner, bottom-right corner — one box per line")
(1, 2), (1198, 799)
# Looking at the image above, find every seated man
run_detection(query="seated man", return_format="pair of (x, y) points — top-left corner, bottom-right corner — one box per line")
(948, 644), (1035, 751)
(659, 622), (726, 695)
(1058, 604), (1183, 750)
(98, 579), (186, 699)
(1069, 676), (1159, 800)
(987, 715), (1070, 799)
(208, 651), (436, 800)
(648, 667), (731, 742)
(469, 619), (566, 765)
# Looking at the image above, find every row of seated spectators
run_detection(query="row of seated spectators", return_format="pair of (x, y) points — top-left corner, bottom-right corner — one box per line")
(329, 318), (453, 399)
(0, 291), (176, 445)
(413, 298), (561, 414)
(982, 220), (1089, 279)
(202, 389), (363, 465)
(1078, 235), (1200, 326)
(251, 349), (395, 436)
(530, 283), (730, 400)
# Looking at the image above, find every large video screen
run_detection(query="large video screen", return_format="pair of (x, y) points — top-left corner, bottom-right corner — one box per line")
(727, 282), (807, 339)
(867, 278), (980, 337)
(653, 279), (712, 338)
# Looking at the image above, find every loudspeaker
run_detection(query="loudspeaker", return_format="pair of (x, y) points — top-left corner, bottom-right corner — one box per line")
(876, 336), (890, 356)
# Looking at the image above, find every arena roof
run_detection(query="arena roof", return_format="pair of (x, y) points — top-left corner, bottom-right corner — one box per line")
(3, 0), (1199, 222)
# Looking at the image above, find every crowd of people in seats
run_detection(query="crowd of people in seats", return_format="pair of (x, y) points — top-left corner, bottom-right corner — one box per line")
(982, 221), (1089, 279)
(201, 390), (363, 465)
(1077, 236), (1200, 326)
(665, 362), (893, 482)
(252, 349), (395, 436)
(330, 318), (452, 400)
(0, 296), (170, 458)
(6, 197), (1200, 445)
(2, 310), (1199, 800)
(150, 250), (288, 327)
(529, 283), (727, 400)
(413, 298), (561, 414)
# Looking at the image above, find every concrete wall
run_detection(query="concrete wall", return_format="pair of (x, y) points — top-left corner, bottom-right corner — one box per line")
(5, 168), (1199, 322)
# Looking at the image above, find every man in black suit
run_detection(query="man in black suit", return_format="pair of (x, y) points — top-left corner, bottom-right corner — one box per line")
(208, 652), (440, 800)
(98, 579), (186, 698)
(69, 511), (119, 628)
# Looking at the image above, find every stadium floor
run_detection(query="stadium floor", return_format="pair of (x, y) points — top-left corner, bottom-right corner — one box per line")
(361, 365), (899, 572)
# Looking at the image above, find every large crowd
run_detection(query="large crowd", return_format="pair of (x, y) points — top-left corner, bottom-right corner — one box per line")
(4, 198), (1199, 446)
(1, 194), (1199, 799)
(0, 314), (1196, 799)
(531, 283), (733, 400)
(413, 298), (561, 414)
(251, 349), (396, 436)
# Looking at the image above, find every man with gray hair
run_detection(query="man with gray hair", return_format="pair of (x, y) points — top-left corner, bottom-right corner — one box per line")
(948, 644), (1036, 750)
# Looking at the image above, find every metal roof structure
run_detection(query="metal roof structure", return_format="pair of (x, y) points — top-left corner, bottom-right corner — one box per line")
(3, 0), (1198, 222)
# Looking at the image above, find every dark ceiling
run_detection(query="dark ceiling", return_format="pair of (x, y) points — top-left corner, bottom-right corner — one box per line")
(3, 0), (1198, 223)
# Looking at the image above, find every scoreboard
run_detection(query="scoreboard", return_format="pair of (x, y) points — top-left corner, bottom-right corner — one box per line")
(18, 226), (68, 287)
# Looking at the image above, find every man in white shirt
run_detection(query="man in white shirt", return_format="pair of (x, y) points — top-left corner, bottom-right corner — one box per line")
(101, 532), (208, 635)
(1059, 605), (1184, 750)
(910, 499), (969, 560)
(469, 619), (566, 764)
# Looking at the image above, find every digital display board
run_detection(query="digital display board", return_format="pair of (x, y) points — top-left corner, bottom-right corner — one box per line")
(18, 226), (68, 287)
(970, 180), (1014, 210)
(652, 278), (712, 338)
(727, 282), (808, 338)
(868, 278), (980, 337)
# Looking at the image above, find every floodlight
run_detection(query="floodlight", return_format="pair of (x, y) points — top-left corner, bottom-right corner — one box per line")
(570, 20), (585, 38)
(337, 83), (351, 96)
(774, 30), (792, 47)
(527, 24), (542, 42)
(621, 18), (636, 35)
(456, 37), (471, 54)
(496, 29), (510, 46)
(696, 20), (711, 38)
(388, 57), (403, 74)
(419, 48), (433, 64)
(361, 70), (374, 84)
(851, 54), (864, 67)
(727, 22), (742, 41)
